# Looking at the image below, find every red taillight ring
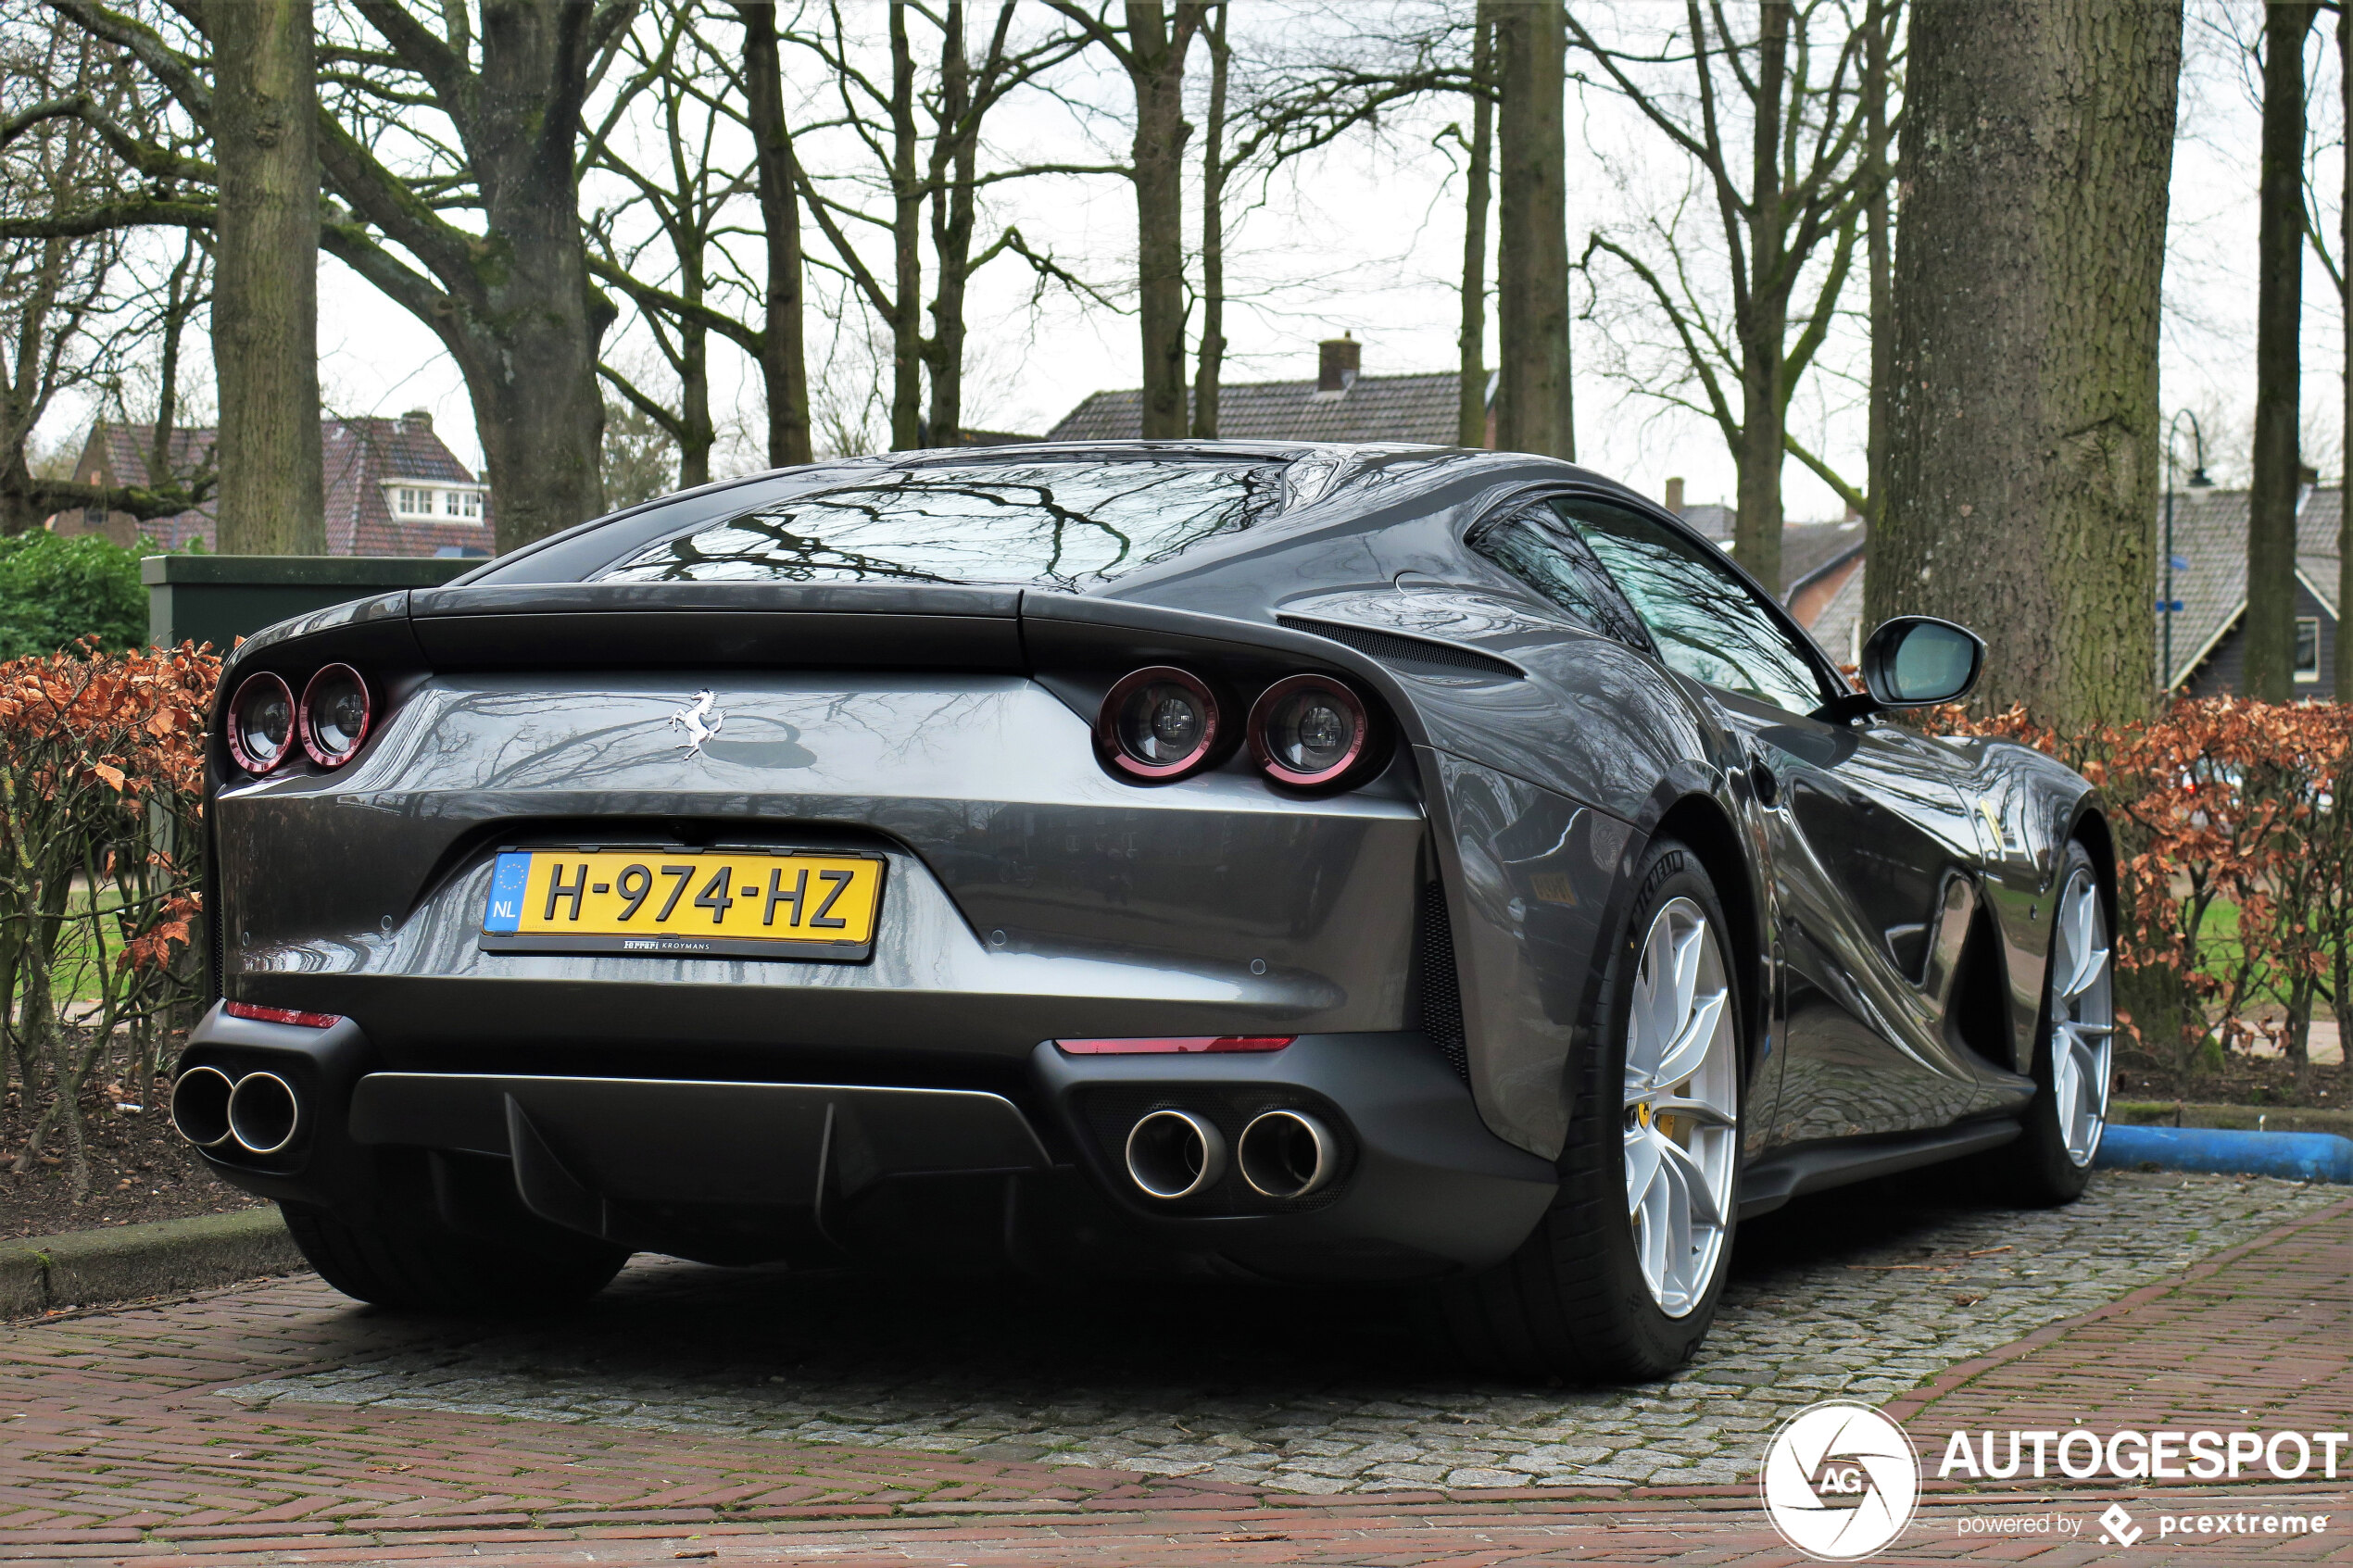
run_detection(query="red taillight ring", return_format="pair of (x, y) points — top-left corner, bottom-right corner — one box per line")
(225, 671), (296, 775)
(298, 663), (373, 767)
(1248, 673), (1375, 789)
(1095, 666), (1221, 782)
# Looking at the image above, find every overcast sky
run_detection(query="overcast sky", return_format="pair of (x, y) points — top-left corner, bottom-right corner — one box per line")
(48, 2), (2348, 526)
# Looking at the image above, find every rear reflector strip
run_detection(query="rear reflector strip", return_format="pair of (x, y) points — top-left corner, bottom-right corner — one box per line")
(225, 1001), (344, 1029)
(1054, 1035), (1294, 1055)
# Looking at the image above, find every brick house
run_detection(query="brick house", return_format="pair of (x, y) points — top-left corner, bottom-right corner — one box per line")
(53, 409), (494, 558)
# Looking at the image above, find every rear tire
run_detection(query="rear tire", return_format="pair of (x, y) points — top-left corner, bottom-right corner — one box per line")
(1426, 836), (1745, 1382)
(282, 1201), (628, 1314)
(1988, 840), (2113, 1206)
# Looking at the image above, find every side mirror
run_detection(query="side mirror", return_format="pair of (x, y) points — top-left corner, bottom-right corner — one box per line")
(1856, 616), (1984, 709)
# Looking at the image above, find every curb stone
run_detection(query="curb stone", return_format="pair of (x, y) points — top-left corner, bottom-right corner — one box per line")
(0, 1205), (297, 1318)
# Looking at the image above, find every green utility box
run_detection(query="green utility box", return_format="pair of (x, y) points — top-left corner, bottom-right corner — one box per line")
(144, 555), (477, 651)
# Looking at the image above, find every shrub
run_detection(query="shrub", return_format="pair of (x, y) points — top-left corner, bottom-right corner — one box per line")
(0, 641), (217, 1191)
(1935, 697), (2353, 1091)
(0, 530), (149, 659)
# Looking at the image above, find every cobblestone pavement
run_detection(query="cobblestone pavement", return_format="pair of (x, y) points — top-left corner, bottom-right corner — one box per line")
(209, 1170), (2342, 1496)
(2, 1177), (2346, 1564)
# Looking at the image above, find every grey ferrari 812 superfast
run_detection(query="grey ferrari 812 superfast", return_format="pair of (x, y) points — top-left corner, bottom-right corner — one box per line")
(179, 441), (2115, 1380)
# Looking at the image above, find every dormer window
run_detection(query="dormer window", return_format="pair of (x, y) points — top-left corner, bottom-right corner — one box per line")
(384, 481), (488, 521)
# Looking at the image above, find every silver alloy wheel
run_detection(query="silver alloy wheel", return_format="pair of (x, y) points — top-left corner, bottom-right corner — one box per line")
(1621, 896), (1739, 1318)
(2050, 867), (2114, 1168)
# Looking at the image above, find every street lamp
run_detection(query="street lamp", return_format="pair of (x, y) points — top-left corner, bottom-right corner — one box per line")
(2162, 409), (2213, 696)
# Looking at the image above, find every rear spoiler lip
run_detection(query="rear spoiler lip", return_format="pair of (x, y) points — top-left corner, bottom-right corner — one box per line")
(409, 580), (1022, 621)
(219, 582), (1433, 748)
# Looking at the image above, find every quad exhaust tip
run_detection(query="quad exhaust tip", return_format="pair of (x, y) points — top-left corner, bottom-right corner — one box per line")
(1238, 1109), (1338, 1199)
(1124, 1108), (1227, 1199)
(225, 1072), (302, 1155)
(168, 1065), (236, 1148)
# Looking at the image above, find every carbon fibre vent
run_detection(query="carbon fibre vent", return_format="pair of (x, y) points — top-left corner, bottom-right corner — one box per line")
(1277, 616), (1521, 678)
(1417, 880), (1470, 1084)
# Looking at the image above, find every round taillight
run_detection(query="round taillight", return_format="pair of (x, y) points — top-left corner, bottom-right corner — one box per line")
(1096, 667), (1219, 781)
(226, 672), (296, 775)
(299, 664), (372, 767)
(1249, 674), (1376, 789)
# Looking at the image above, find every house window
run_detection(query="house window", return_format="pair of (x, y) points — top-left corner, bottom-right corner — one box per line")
(444, 489), (483, 519)
(392, 487), (431, 517)
(2295, 616), (2322, 682)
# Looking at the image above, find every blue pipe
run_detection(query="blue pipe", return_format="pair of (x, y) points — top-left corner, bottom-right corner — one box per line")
(2095, 1123), (2353, 1185)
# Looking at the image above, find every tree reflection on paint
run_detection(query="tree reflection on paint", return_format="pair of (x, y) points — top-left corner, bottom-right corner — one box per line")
(599, 461), (1287, 589)
(1550, 500), (1831, 716)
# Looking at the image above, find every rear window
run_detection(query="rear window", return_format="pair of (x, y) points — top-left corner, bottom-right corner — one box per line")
(598, 459), (1287, 589)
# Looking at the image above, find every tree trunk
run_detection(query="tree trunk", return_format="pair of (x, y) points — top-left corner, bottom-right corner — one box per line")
(203, 0), (324, 555)
(2340, 11), (2352, 700)
(886, 4), (924, 450)
(1458, 8), (1492, 449)
(739, 1), (812, 468)
(676, 317), (711, 488)
(1871, 0), (2177, 730)
(1733, 1), (1790, 594)
(1492, 0), (1572, 459)
(1865, 0), (1893, 527)
(2247, 1), (2316, 700)
(1126, 3), (1198, 439)
(925, 2), (976, 448)
(1190, 3), (1229, 440)
(146, 235), (201, 495)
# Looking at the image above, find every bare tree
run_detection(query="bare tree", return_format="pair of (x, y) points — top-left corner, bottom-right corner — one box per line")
(738, 0), (812, 467)
(1454, 6), (1492, 449)
(1190, 1), (1228, 437)
(2247, 1), (2320, 700)
(1223, 10), (1490, 441)
(1571, 2), (1879, 589)
(585, 1), (812, 472)
(1051, 3), (1204, 439)
(784, 1), (1101, 449)
(585, 1), (748, 490)
(0, 7), (212, 533)
(42, 1), (638, 551)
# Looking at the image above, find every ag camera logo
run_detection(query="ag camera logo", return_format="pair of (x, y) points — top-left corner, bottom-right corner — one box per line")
(1762, 1401), (1922, 1561)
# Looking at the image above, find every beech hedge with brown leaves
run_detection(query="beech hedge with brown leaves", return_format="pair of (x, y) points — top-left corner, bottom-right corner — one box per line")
(1936, 697), (2353, 1088)
(1, 642), (216, 1189)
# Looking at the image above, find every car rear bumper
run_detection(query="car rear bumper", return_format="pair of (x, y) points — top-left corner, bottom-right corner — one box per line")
(179, 1005), (1558, 1282)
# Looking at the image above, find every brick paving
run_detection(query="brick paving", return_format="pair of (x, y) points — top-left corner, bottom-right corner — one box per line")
(206, 1170), (2340, 1493)
(0, 1174), (2343, 1566)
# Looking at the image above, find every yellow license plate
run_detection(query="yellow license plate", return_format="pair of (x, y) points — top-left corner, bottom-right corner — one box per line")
(479, 848), (886, 960)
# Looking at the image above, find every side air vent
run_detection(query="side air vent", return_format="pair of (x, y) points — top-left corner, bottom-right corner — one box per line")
(1416, 880), (1471, 1084)
(1277, 616), (1523, 679)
